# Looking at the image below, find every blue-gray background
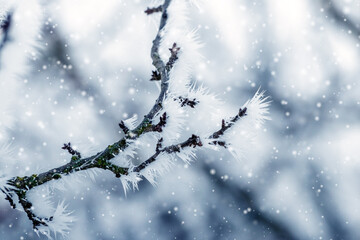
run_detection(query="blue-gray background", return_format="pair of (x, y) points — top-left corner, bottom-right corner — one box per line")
(0, 0), (359, 239)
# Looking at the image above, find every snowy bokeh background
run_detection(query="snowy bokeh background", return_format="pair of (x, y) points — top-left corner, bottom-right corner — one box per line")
(1, 0), (360, 239)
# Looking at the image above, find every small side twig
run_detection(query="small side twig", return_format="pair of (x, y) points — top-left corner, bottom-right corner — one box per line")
(145, 5), (163, 15)
(62, 142), (81, 159)
(132, 107), (248, 174)
(150, 70), (162, 81)
(119, 120), (130, 134)
(17, 192), (49, 229)
(156, 138), (163, 152)
(133, 134), (203, 172)
(1, 188), (16, 209)
(209, 107), (247, 140)
(166, 43), (180, 71)
(152, 112), (167, 132)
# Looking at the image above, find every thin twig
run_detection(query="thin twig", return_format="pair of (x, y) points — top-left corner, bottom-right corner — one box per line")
(62, 142), (81, 158)
(133, 108), (248, 173)
(145, 5), (163, 15)
(133, 134), (203, 172)
(209, 107), (247, 139)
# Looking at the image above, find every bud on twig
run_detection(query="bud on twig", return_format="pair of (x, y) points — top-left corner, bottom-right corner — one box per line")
(150, 70), (161, 81)
(61, 142), (81, 158)
(153, 112), (167, 132)
(144, 5), (163, 15)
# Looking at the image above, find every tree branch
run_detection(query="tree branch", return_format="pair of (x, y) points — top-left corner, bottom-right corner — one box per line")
(135, 0), (173, 137)
(3, 100), (248, 229)
(1, 0), (175, 230)
(0, 0), (265, 234)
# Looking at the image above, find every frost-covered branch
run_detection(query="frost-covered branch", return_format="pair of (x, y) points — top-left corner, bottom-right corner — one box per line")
(134, 107), (248, 173)
(210, 108), (248, 139)
(117, 90), (269, 191)
(1, 0), (174, 231)
(0, 0), (175, 233)
(133, 134), (203, 173)
(0, 0), (270, 238)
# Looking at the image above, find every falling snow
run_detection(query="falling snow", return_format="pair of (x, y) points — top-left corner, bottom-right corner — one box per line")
(0, 0), (360, 240)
